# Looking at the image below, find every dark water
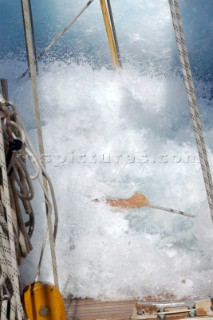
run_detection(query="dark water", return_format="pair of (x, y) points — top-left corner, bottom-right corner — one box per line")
(0, 0), (213, 79)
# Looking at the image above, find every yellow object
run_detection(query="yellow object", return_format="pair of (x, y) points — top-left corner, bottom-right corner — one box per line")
(100, 0), (120, 69)
(23, 282), (66, 320)
(107, 192), (150, 208)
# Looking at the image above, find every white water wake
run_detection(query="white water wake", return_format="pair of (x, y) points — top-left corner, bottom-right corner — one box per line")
(11, 61), (213, 300)
(0, 0), (213, 301)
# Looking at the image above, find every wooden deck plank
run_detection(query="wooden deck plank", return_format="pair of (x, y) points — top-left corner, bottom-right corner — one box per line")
(65, 299), (136, 320)
(64, 297), (210, 320)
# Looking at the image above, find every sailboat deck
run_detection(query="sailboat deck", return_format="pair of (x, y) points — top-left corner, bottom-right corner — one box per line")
(64, 298), (136, 320)
(64, 297), (212, 320)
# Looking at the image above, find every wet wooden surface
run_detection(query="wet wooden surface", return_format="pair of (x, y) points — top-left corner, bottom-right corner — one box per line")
(64, 298), (136, 320)
(64, 296), (208, 320)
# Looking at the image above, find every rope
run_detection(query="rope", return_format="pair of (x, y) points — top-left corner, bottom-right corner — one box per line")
(0, 115), (25, 318)
(168, 0), (213, 220)
(0, 95), (60, 318)
(19, 0), (95, 79)
(21, 0), (59, 288)
(14, 106), (59, 270)
(148, 204), (195, 218)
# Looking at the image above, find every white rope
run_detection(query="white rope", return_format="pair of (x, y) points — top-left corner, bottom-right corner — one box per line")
(168, 0), (213, 220)
(14, 112), (59, 271)
(0, 96), (60, 317)
(0, 118), (24, 319)
(21, 0), (59, 288)
(148, 203), (195, 218)
(39, 0), (95, 59)
(15, 113), (59, 280)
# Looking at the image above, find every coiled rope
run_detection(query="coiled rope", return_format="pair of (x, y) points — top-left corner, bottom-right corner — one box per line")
(0, 108), (25, 320)
(21, 0), (59, 288)
(0, 96), (59, 319)
(168, 0), (213, 219)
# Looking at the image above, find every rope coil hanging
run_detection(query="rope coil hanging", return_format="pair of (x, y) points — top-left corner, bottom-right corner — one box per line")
(168, 0), (213, 220)
(21, 0), (59, 288)
(0, 97), (34, 319)
(0, 93), (60, 319)
(0, 118), (24, 319)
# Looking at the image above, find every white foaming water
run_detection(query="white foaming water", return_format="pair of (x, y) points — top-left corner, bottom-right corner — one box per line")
(9, 61), (212, 300)
(1, 0), (213, 300)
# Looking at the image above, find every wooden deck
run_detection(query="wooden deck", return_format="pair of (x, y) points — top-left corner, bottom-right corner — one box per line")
(64, 298), (136, 320)
(64, 296), (212, 320)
